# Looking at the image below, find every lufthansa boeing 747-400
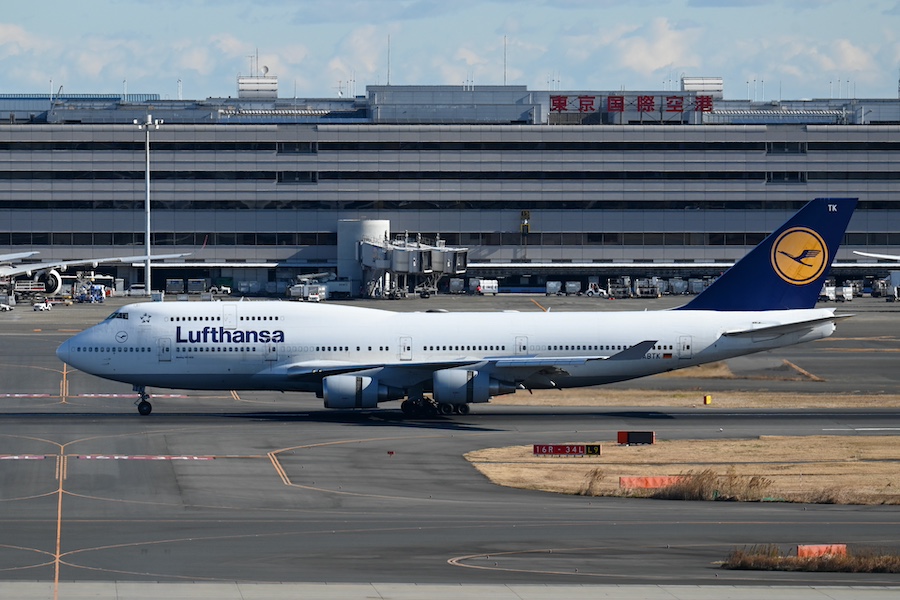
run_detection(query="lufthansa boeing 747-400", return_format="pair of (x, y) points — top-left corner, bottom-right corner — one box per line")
(57, 197), (857, 416)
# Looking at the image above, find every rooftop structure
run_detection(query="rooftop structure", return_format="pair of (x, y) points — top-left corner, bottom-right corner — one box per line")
(1, 78), (898, 294)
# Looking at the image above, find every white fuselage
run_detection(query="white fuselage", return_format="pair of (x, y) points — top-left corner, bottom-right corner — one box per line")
(57, 300), (837, 397)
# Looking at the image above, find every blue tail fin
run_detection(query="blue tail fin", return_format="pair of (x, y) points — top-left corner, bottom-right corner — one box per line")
(678, 198), (857, 311)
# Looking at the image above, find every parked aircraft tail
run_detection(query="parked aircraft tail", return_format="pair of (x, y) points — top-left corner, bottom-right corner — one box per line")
(679, 197), (857, 311)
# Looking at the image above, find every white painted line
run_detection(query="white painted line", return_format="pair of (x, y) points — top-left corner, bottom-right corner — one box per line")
(77, 455), (215, 461)
(0, 455), (46, 460)
(822, 427), (900, 431)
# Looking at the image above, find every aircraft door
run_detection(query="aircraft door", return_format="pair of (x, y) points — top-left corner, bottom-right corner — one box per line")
(265, 344), (278, 361)
(399, 336), (412, 361)
(223, 304), (237, 329)
(678, 335), (692, 359)
(157, 338), (172, 362)
(515, 336), (528, 355)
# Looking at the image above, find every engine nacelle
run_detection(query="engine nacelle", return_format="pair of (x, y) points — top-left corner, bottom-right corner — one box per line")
(322, 375), (403, 409)
(36, 269), (63, 296)
(432, 369), (516, 405)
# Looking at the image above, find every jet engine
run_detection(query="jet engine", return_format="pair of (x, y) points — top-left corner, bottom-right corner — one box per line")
(35, 269), (63, 296)
(322, 375), (404, 409)
(432, 368), (516, 405)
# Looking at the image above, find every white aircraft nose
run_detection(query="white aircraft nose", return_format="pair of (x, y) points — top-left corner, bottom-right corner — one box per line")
(56, 338), (71, 364)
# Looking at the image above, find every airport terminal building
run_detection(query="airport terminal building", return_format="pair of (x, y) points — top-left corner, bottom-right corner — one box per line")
(1, 77), (899, 294)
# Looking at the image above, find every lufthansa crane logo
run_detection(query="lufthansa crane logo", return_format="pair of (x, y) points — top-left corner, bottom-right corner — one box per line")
(771, 227), (828, 285)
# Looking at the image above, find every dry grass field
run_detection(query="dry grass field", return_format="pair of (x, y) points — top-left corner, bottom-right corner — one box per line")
(466, 435), (900, 504)
(471, 360), (900, 504)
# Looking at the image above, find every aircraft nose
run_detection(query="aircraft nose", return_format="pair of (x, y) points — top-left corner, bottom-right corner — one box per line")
(56, 338), (71, 364)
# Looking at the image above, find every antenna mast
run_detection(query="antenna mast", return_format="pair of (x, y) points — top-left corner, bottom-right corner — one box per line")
(503, 36), (507, 86)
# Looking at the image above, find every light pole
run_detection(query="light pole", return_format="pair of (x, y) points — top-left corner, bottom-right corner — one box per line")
(134, 114), (162, 296)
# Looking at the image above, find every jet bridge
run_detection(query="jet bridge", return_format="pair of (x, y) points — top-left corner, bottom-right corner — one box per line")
(359, 234), (467, 299)
(337, 219), (467, 298)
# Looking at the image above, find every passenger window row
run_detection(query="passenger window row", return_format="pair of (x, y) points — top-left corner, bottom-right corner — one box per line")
(166, 315), (282, 322)
(74, 346), (151, 353)
(281, 346), (390, 353)
(423, 345), (506, 352)
(177, 347), (257, 353)
(170, 316), (221, 322)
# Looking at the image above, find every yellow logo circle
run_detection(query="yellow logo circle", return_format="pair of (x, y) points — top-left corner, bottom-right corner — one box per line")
(771, 227), (828, 285)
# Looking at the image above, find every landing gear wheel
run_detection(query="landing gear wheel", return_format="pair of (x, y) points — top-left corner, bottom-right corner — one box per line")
(438, 403), (453, 415)
(400, 397), (441, 418)
(456, 403), (470, 415)
(137, 400), (152, 416)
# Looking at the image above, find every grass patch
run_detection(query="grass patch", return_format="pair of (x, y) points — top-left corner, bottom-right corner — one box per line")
(648, 468), (773, 502)
(466, 436), (900, 505)
(724, 544), (900, 573)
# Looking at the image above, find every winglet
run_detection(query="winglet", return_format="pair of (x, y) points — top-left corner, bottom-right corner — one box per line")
(678, 198), (857, 311)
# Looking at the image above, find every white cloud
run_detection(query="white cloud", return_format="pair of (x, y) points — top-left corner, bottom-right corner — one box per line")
(173, 44), (216, 77)
(0, 23), (50, 59)
(211, 33), (254, 63)
(831, 39), (875, 72)
(341, 25), (389, 75)
(0, 1), (896, 99)
(614, 18), (701, 76)
(455, 47), (488, 68)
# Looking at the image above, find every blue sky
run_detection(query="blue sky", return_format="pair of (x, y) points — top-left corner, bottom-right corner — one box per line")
(1, 0), (898, 100)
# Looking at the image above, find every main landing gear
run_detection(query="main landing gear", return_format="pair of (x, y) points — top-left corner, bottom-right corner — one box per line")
(133, 385), (152, 416)
(400, 397), (470, 417)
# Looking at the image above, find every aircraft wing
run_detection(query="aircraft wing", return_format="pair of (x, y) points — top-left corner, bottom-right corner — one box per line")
(493, 340), (658, 367)
(721, 313), (851, 338)
(0, 253), (190, 278)
(853, 251), (900, 261)
(280, 358), (481, 381)
(0, 251), (39, 263)
(272, 341), (660, 388)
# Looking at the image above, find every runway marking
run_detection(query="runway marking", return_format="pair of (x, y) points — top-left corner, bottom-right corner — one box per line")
(823, 427), (900, 431)
(76, 394), (188, 398)
(54, 451), (66, 600)
(782, 360), (822, 381)
(0, 394), (52, 398)
(268, 451), (291, 485)
(447, 542), (900, 584)
(266, 434), (503, 502)
(0, 454), (45, 460)
(76, 455), (215, 461)
(60, 364), (68, 404)
(824, 348), (900, 352)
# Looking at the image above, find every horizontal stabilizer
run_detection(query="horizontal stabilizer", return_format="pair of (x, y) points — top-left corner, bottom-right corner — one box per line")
(853, 251), (900, 261)
(722, 313), (851, 338)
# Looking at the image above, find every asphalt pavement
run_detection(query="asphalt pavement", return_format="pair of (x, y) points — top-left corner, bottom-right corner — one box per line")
(1, 293), (898, 598)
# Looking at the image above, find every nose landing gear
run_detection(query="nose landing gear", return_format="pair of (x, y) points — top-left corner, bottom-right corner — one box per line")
(133, 385), (152, 416)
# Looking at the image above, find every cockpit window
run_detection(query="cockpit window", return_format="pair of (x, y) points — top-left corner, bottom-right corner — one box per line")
(104, 311), (129, 321)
